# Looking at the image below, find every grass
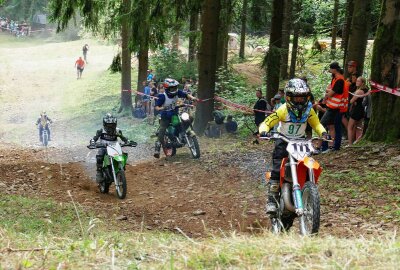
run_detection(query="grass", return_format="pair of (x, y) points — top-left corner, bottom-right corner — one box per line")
(1, 194), (399, 269)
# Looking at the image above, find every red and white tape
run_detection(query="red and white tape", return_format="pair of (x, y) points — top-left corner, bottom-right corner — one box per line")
(370, 81), (400, 97)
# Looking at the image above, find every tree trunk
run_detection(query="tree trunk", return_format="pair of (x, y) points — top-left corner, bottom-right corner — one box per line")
(216, 0), (232, 69)
(265, 0), (285, 101)
(331, 0), (339, 55)
(289, 0), (301, 79)
(345, 0), (372, 76)
(280, 0), (292, 79)
(120, 0), (133, 113)
(194, 0), (221, 135)
(188, 10), (199, 62)
(342, 0), (354, 66)
(365, 0), (400, 142)
(172, 30), (180, 50)
(239, 0), (248, 60)
(136, 43), (149, 91)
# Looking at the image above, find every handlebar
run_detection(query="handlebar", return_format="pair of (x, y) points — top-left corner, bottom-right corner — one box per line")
(87, 141), (137, 149)
(259, 132), (332, 143)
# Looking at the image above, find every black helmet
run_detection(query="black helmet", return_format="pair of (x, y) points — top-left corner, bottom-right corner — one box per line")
(284, 78), (311, 121)
(103, 113), (117, 134)
(163, 78), (179, 97)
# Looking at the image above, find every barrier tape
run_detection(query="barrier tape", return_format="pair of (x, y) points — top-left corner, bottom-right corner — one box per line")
(0, 25), (52, 33)
(370, 81), (400, 97)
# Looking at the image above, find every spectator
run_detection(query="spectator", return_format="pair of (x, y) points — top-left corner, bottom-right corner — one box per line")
(147, 69), (154, 82)
(273, 94), (282, 111)
(142, 81), (151, 116)
(158, 83), (165, 94)
(74, 56), (85, 79)
(253, 89), (268, 144)
(149, 82), (158, 123)
(225, 115), (238, 134)
(347, 77), (369, 146)
(83, 44), (89, 63)
(278, 88), (285, 104)
(321, 62), (345, 152)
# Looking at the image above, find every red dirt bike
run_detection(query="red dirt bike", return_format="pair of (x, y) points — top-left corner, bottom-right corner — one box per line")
(261, 132), (329, 235)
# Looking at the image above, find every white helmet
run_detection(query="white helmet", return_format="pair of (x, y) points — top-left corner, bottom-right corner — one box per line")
(284, 78), (311, 120)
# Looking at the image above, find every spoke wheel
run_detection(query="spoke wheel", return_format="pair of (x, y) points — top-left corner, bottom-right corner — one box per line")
(300, 181), (320, 235)
(115, 170), (127, 199)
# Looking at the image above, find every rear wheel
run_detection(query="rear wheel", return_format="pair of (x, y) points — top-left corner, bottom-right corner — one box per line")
(300, 181), (320, 235)
(188, 135), (200, 159)
(115, 170), (127, 199)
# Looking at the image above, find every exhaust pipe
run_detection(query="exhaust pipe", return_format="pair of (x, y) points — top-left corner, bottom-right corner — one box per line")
(281, 183), (295, 212)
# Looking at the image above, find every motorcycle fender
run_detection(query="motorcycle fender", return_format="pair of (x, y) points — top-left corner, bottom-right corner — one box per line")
(297, 158), (322, 187)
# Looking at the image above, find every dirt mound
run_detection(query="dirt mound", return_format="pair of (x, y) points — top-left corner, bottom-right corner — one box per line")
(233, 62), (264, 87)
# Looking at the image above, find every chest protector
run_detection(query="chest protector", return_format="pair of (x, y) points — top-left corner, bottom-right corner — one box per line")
(163, 93), (179, 110)
(99, 128), (120, 142)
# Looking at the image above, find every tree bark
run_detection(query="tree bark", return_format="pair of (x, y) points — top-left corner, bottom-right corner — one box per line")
(342, 0), (354, 66)
(280, 0), (292, 79)
(331, 0), (339, 54)
(136, 42), (149, 93)
(194, 0), (221, 135)
(188, 10), (199, 62)
(289, 0), (301, 79)
(216, 0), (232, 69)
(365, 0), (400, 142)
(172, 30), (180, 50)
(345, 0), (372, 76)
(239, 0), (248, 60)
(265, 0), (285, 101)
(120, 0), (133, 113)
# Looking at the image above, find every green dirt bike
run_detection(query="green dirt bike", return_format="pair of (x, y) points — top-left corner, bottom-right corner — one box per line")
(158, 105), (200, 159)
(87, 141), (137, 199)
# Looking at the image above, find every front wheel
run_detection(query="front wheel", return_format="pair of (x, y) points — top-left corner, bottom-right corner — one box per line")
(187, 135), (200, 159)
(42, 132), (48, 147)
(300, 181), (320, 235)
(115, 170), (127, 199)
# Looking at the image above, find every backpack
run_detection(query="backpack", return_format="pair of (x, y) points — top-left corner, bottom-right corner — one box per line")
(213, 111), (225, 125)
(133, 106), (146, 119)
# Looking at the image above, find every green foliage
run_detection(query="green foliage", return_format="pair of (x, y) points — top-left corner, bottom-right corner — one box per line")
(150, 48), (198, 82)
(0, 0), (48, 22)
(109, 53), (122, 73)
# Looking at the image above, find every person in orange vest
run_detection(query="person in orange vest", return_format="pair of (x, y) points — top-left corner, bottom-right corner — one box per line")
(75, 56), (85, 79)
(321, 62), (345, 151)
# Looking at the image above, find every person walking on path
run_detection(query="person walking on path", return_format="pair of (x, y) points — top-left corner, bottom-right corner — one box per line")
(75, 56), (85, 79)
(82, 44), (89, 63)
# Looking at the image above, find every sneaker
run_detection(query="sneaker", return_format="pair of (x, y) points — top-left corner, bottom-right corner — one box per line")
(266, 202), (277, 214)
(96, 171), (104, 183)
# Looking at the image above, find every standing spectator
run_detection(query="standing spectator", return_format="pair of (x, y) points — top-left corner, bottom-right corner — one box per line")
(321, 62), (345, 152)
(142, 81), (151, 116)
(147, 69), (154, 82)
(82, 44), (89, 63)
(253, 89), (268, 144)
(347, 77), (369, 145)
(278, 88), (285, 104)
(225, 115), (238, 134)
(273, 94), (282, 111)
(74, 56), (85, 79)
(149, 82), (158, 123)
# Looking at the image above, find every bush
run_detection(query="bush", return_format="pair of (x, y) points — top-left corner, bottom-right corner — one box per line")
(150, 48), (197, 83)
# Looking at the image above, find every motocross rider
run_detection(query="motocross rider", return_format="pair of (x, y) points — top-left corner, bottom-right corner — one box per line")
(90, 113), (137, 183)
(154, 78), (197, 158)
(259, 78), (329, 215)
(36, 111), (53, 142)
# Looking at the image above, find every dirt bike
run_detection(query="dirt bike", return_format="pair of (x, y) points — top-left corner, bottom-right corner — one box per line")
(87, 141), (137, 199)
(38, 122), (51, 147)
(158, 105), (200, 159)
(261, 132), (329, 235)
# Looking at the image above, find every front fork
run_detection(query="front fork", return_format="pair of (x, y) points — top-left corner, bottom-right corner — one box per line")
(109, 156), (119, 187)
(289, 155), (304, 216)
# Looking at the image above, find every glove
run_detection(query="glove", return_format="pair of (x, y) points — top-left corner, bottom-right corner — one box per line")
(322, 132), (331, 141)
(260, 131), (270, 138)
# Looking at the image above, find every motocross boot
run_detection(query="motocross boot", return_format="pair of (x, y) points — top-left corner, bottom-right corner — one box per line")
(266, 180), (280, 215)
(95, 155), (104, 183)
(154, 141), (161, 159)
